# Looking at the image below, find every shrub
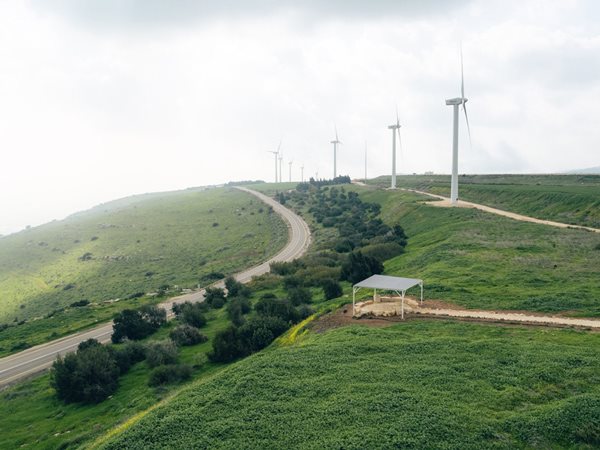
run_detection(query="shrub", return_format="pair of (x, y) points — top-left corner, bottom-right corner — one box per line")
(225, 277), (251, 298)
(287, 287), (312, 306)
(341, 251), (384, 284)
(145, 340), (178, 368)
(148, 364), (192, 387)
(226, 297), (251, 326)
(322, 280), (343, 300)
(111, 305), (167, 343)
(51, 344), (120, 404)
(360, 242), (404, 263)
(70, 299), (89, 308)
(255, 297), (299, 323)
(205, 287), (226, 309)
(208, 326), (246, 363)
(172, 301), (207, 328)
(112, 341), (146, 374)
(170, 324), (208, 346)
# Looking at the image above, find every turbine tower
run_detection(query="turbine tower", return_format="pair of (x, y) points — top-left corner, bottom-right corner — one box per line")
(330, 126), (341, 179)
(301, 164), (304, 182)
(388, 109), (401, 189)
(364, 141), (368, 184)
(288, 160), (293, 182)
(267, 141), (281, 183)
(278, 151), (284, 183)
(445, 48), (471, 204)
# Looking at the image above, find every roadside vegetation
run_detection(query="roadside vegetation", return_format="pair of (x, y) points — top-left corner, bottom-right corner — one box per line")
(0, 187), (287, 356)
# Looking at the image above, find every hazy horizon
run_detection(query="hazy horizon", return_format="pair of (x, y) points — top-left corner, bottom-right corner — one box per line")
(2, 0), (600, 235)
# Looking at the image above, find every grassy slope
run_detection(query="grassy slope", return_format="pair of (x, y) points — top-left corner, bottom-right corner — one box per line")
(0, 187), (287, 355)
(371, 174), (600, 228)
(0, 309), (232, 450)
(356, 187), (600, 316)
(100, 321), (600, 450)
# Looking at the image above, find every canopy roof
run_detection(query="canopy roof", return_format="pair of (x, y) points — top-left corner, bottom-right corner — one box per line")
(354, 274), (422, 292)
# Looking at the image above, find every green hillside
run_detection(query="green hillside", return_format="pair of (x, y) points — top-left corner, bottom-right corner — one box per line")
(356, 188), (600, 316)
(0, 187), (287, 355)
(372, 174), (600, 228)
(100, 321), (600, 449)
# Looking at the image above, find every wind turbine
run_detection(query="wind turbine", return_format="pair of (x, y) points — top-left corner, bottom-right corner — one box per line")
(364, 141), (368, 184)
(330, 126), (341, 179)
(288, 160), (293, 182)
(267, 141), (281, 183)
(278, 151), (284, 183)
(445, 48), (471, 204)
(388, 109), (402, 189)
(301, 164), (304, 183)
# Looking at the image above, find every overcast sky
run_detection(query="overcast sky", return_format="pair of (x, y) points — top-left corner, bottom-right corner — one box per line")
(1, 0), (599, 235)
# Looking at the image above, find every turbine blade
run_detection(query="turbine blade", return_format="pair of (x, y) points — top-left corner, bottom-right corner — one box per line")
(460, 45), (465, 100)
(396, 105), (400, 127)
(462, 103), (472, 146)
(277, 140), (282, 153)
(397, 128), (403, 161)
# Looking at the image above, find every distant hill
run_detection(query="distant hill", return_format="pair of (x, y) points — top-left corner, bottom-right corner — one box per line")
(566, 166), (600, 174)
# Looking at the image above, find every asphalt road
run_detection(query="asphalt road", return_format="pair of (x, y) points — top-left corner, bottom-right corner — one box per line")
(0, 186), (311, 389)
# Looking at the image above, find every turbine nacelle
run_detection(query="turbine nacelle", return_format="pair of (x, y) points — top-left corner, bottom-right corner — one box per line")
(445, 97), (467, 106)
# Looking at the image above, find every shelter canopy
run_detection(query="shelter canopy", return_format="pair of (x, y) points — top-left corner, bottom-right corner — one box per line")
(354, 274), (422, 292)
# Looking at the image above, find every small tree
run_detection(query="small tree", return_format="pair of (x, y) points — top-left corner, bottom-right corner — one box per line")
(287, 287), (312, 306)
(51, 344), (120, 404)
(225, 277), (251, 298)
(170, 324), (207, 346)
(322, 280), (343, 300)
(340, 251), (383, 284)
(205, 287), (226, 309)
(111, 305), (167, 343)
(172, 301), (207, 328)
(145, 340), (178, 368)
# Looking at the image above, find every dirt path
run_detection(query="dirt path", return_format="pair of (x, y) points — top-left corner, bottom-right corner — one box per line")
(401, 188), (600, 233)
(351, 297), (600, 330)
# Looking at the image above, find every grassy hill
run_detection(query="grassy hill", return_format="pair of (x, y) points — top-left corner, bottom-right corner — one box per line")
(371, 174), (600, 229)
(99, 321), (600, 449)
(354, 187), (600, 316)
(0, 187), (287, 355)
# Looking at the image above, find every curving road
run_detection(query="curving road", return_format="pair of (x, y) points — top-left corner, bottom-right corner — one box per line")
(0, 187), (311, 389)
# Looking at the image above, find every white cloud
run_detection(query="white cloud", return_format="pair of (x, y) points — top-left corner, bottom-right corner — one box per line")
(1, 0), (600, 234)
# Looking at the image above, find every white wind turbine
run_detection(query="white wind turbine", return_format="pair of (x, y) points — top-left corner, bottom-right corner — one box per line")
(330, 126), (341, 179)
(267, 141), (281, 183)
(278, 151), (284, 183)
(300, 164), (304, 182)
(288, 160), (293, 182)
(445, 48), (472, 204)
(388, 108), (402, 189)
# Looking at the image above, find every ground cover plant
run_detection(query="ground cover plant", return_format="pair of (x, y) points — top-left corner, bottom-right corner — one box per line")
(354, 187), (600, 316)
(0, 187), (287, 356)
(99, 321), (600, 449)
(371, 174), (600, 228)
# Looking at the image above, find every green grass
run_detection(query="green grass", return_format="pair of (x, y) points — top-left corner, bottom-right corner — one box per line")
(0, 309), (232, 450)
(356, 187), (600, 316)
(0, 187), (287, 356)
(99, 321), (600, 449)
(371, 174), (600, 228)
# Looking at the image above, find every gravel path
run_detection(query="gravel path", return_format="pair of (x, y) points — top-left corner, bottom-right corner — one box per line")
(402, 188), (600, 233)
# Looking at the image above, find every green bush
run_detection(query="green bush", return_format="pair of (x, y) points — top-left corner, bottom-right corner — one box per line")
(204, 287), (226, 309)
(360, 242), (404, 262)
(341, 251), (383, 284)
(169, 325), (208, 347)
(148, 364), (192, 387)
(224, 277), (251, 298)
(51, 344), (120, 404)
(111, 305), (167, 343)
(226, 297), (251, 326)
(111, 341), (146, 374)
(254, 297), (299, 323)
(172, 301), (207, 328)
(322, 280), (343, 300)
(287, 287), (312, 305)
(145, 340), (178, 368)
